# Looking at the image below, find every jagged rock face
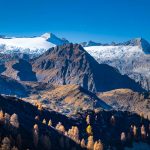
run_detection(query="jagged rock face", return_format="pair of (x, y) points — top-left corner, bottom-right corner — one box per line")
(84, 40), (150, 91)
(32, 44), (96, 91)
(32, 44), (144, 92)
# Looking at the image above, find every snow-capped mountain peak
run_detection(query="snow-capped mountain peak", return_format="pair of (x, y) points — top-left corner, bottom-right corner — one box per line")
(82, 37), (150, 54)
(41, 32), (51, 40)
(41, 32), (69, 45)
(0, 33), (69, 58)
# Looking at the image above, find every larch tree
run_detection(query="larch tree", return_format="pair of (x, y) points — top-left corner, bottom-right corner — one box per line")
(110, 115), (115, 126)
(35, 116), (39, 121)
(0, 110), (4, 122)
(48, 119), (52, 126)
(120, 132), (126, 142)
(68, 126), (79, 143)
(10, 113), (19, 128)
(56, 122), (65, 134)
(133, 125), (137, 138)
(94, 140), (103, 150)
(86, 115), (90, 125)
(86, 125), (93, 135)
(1, 137), (11, 150)
(80, 139), (86, 148)
(33, 124), (39, 147)
(87, 136), (94, 150)
(141, 125), (146, 139)
(11, 146), (18, 150)
(42, 119), (46, 124)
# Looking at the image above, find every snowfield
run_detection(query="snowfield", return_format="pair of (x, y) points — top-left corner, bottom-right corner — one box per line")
(0, 33), (68, 56)
(0, 37), (55, 54)
(84, 45), (150, 91)
(85, 45), (144, 61)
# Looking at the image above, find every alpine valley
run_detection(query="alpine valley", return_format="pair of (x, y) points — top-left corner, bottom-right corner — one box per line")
(0, 33), (150, 150)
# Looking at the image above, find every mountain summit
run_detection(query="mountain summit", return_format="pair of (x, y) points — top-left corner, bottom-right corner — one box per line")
(82, 38), (150, 53)
(31, 43), (144, 92)
(41, 33), (69, 45)
(0, 33), (69, 59)
(84, 38), (150, 91)
(123, 38), (150, 53)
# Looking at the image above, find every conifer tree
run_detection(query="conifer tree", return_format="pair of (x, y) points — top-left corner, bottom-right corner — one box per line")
(1, 137), (11, 150)
(94, 140), (103, 150)
(80, 139), (86, 148)
(133, 125), (137, 138)
(121, 132), (126, 142)
(86, 125), (93, 135)
(110, 115), (115, 126)
(56, 122), (65, 134)
(0, 110), (4, 122)
(86, 115), (90, 124)
(42, 119), (46, 124)
(10, 113), (19, 128)
(33, 124), (39, 147)
(48, 120), (52, 126)
(68, 126), (79, 143)
(141, 125), (146, 139)
(87, 136), (94, 150)
(11, 146), (18, 150)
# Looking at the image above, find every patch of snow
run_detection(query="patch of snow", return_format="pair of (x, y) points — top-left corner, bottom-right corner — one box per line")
(0, 33), (68, 56)
(84, 46), (144, 62)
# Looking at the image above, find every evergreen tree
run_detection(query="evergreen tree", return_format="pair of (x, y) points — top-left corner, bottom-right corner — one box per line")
(1, 137), (11, 150)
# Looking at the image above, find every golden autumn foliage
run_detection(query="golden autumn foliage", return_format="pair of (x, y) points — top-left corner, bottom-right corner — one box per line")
(141, 125), (146, 139)
(80, 139), (86, 148)
(42, 119), (46, 124)
(120, 132), (126, 142)
(86, 125), (93, 135)
(86, 115), (90, 125)
(34, 101), (43, 111)
(48, 120), (52, 126)
(10, 113), (19, 128)
(94, 140), (103, 150)
(133, 125), (137, 138)
(56, 122), (65, 134)
(33, 124), (39, 147)
(87, 136), (94, 150)
(68, 126), (80, 143)
(0, 110), (4, 122)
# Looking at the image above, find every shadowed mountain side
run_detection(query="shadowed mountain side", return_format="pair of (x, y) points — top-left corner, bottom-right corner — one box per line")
(0, 95), (150, 149)
(0, 74), (55, 97)
(31, 44), (145, 92)
(12, 59), (37, 81)
(1, 59), (37, 81)
(0, 64), (6, 73)
(0, 95), (84, 150)
(0, 75), (28, 97)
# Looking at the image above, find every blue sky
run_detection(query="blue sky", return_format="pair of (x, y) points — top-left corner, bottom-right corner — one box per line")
(0, 0), (150, 43)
